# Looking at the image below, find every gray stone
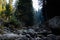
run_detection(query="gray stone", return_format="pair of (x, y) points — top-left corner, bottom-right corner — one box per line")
(48, 16), (60, 28)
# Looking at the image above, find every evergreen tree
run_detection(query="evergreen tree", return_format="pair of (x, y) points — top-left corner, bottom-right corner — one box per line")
(16, 0), (33, 26)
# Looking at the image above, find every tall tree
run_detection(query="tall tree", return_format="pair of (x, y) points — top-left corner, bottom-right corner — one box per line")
(16, 0), (33, 26)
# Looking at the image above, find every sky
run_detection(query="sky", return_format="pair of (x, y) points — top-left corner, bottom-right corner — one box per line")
(32, 0), (43, 11)
(6, 0), (16, 7)
(6, 0), (9, 3)
(6, 0), (43, 10)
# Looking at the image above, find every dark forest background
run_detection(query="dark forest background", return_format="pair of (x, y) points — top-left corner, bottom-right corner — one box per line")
(43, 0), (60, 20)
(0, 0), (60, 29)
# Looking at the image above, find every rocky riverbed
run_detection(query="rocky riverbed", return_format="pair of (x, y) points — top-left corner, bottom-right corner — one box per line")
(0, 29), (54, 40)
(0, 26), (59, 40)
(0, 16), (60, 40)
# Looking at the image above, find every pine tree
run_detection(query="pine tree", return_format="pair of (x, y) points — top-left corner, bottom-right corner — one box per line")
(5, 0), (13, 22)
(16, 0), (33, 26)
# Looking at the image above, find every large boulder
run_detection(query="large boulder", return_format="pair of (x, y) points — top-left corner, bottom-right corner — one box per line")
(42, 16), (60, 35)
(48, 16), (60, 28)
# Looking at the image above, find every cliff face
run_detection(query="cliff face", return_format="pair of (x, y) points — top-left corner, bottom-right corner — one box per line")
(42, 16), (60, 35)
(48, 16), (60, 28)
(43, 0), (60, 35)
(43, 0), (60, 20)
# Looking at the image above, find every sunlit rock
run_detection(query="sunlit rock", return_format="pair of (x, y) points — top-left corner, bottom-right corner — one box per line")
(2, 33), (19, 39)
(28, 29), (35, 34)
(35, 37), (42, 40)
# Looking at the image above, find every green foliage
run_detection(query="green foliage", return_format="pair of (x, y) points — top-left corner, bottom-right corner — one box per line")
(0, 0), (17, 29)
